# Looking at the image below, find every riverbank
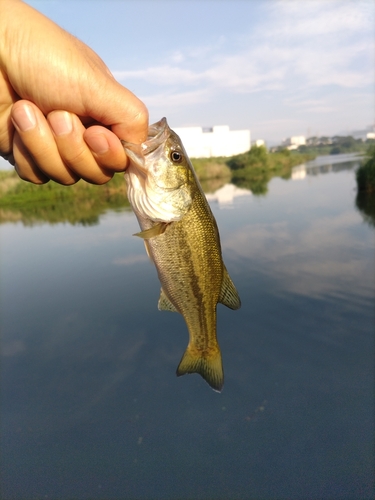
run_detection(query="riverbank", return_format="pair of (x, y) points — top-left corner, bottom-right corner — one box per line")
(0, 148), (314, 224)
(0, 170), (131, 225)
(226, 147), (315, 194)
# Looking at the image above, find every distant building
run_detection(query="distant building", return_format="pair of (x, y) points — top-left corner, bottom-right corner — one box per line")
(255, 139), (265, 147)
(282, 136), (306, 150)
(306, 136), (332, 146)
(351, 125), (375, 141)
(173, 125), (251, 158)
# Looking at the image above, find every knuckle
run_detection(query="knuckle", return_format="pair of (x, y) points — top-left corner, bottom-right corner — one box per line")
(88, 173), (113, 185)
(63, 146), (87, 166)
(14, 160), (49, 185)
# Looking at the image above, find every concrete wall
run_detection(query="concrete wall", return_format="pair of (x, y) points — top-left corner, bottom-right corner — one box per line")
(173, 125), (251, 158)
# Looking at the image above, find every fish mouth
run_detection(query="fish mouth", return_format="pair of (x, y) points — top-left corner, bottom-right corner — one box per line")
(143, 117), (170, 155)
(122, 117), (171, 173)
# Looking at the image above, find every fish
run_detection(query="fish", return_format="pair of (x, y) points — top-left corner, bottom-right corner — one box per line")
(122, 118), (241, 392)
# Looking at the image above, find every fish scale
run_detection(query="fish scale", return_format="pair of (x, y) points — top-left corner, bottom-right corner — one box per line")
(123, 118), (241, 391)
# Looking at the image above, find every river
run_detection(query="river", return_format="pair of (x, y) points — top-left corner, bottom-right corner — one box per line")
(1, 154), (374, 499)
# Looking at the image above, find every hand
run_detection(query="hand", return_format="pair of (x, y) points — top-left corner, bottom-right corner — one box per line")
(0, 0), (148, 185)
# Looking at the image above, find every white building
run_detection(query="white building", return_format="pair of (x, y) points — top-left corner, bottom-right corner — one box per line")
(351, 125), (375, 141)
(282, 136), (306, 150)
(173, 125), (251, 158)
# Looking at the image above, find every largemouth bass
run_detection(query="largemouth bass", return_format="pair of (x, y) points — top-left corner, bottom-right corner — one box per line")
(122, 118), (240, 392)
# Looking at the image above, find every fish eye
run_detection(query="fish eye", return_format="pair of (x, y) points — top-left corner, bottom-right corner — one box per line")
(170, 151), (183, 163)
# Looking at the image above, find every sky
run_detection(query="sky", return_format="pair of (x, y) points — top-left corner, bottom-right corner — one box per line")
(4, 0), (375, 152)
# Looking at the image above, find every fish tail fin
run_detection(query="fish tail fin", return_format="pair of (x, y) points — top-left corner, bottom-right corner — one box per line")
(176, 345), (224, 392)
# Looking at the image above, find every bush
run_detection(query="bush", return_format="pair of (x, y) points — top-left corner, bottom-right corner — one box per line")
(356, 145), (375, 193)
(227, 145), (269, 170)
(190, 157), (231, 180)
(330, 146), (341, 155)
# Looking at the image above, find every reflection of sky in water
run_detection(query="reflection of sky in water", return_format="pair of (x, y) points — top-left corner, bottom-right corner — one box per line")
(1, 161), (374, 499)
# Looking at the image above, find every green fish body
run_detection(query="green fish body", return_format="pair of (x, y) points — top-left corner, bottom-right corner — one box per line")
(123, 118), (240, 391)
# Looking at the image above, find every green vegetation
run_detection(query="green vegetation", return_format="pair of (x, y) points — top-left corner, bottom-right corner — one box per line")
(0, 145), (316, 224)
(190, 156), (232, 193)
(191, 147), (314, 195)
(190, 156), (231, 180)
(355, 191), (375, 228)
(226, 145), (314, 194)
(0, 170), (130, 225)
(354, 145), (375, 227)
(356, 145), (375, 194)
(296, 136), (372, 156)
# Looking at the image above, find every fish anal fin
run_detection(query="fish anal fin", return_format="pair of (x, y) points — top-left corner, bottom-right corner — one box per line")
(158, 288), (178, 313)
(219, 268), (241, 310)
(176, 345), (224, 392)
(134, 222), (169, 239)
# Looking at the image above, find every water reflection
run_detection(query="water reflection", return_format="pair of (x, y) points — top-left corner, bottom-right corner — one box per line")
(0, 196), (132, 227)
(205, 183), (251, 207)
(292, 153), (362, 180)
(0, 154), (364, 227)
(356, 191), (375, 227)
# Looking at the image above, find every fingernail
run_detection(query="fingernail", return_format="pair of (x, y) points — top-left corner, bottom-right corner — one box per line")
(49, 111), (73, 136)
(12, 104), (36, 132)
(85, 133), (110, 155)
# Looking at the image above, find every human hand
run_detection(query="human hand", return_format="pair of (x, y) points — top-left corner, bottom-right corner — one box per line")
(0, 0), (148, 185)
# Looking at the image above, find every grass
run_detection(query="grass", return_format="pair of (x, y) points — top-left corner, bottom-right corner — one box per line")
(190, 156), (232, 180)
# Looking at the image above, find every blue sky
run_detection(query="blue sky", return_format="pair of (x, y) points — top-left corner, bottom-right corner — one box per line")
(14, 1), (375, 144)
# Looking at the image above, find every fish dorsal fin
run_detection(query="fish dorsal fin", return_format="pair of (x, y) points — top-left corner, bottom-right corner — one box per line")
(219, 268), (241, 310)
(134, 222), (169, 239)
(158, 288), (178, 313)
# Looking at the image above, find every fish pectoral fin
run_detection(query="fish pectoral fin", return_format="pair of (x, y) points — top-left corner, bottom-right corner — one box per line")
(134, 222), (169, 239)
(143, 240), (152, 260)
(219, 268), (241, 310)
(158, 288), (178, 313)
(176, 346), (224, 392)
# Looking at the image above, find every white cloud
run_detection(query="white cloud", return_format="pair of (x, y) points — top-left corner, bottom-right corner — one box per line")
(140, 89), (211, 111)
(266, 0), (373, 38)
(113, 65), (203, 86)
(222, 210), (373, 300)
(111, 1), (373, 138)
(113, 1), (373, 102)
(170, 51), (185, 64)
(283, 97), (335, 114)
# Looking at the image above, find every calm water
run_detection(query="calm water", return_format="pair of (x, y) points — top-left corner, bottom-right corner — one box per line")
(1, 156), (374, 499)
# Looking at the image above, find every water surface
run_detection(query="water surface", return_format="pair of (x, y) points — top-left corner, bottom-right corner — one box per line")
(1, 156), (374, 499)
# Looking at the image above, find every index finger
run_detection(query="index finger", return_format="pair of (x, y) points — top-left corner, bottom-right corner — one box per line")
(84, 79), (149, 145)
